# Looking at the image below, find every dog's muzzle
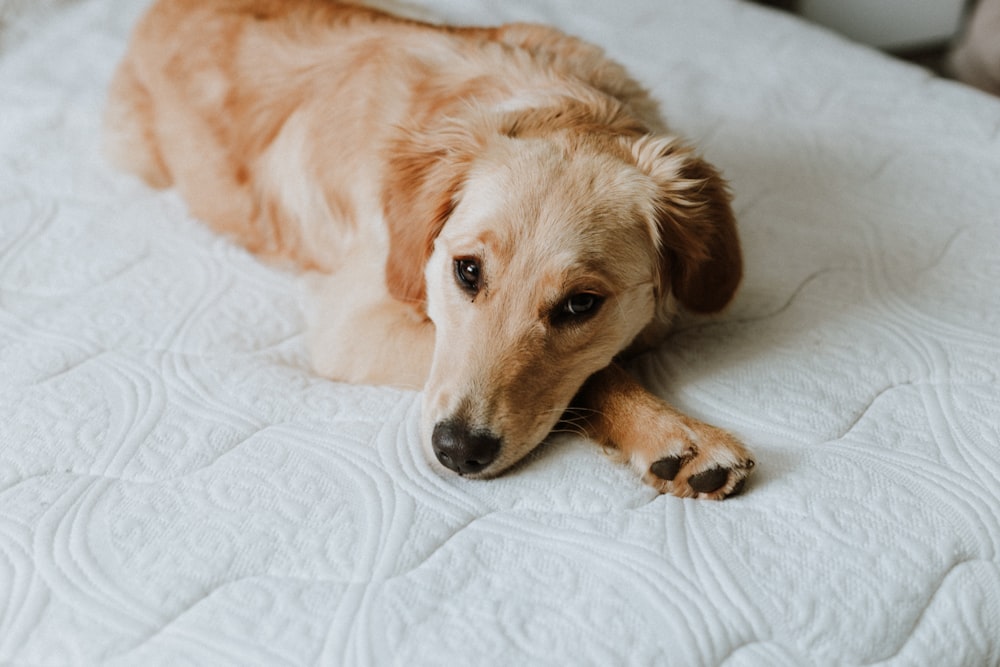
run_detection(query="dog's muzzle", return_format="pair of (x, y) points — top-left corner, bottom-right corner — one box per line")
(431, 419), (501, 475)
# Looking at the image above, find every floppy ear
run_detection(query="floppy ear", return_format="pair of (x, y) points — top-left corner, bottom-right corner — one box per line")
(382, 126), (478, 307)
(631, 135), (742, 313)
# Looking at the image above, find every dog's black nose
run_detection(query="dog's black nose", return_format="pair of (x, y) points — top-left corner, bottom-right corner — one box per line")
(432, 420), (501, 475)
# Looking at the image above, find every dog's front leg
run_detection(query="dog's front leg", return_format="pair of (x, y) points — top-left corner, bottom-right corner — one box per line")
(574, 363), (755, 499)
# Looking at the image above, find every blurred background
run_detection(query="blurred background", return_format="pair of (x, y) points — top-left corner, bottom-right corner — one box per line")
(752, 0), (999, 94)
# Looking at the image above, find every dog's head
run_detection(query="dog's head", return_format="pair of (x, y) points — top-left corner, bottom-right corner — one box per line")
(383, 109), (741, 478)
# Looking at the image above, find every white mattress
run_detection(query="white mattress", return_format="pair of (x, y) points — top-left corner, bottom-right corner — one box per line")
(2, 0), (999, 664)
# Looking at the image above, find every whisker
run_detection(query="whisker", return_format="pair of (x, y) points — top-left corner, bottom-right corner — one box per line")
(548, 427), (590, 438)
(562, 406), (605, 416)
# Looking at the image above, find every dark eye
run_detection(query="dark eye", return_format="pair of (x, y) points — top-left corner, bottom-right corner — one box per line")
(564, 293), (598, 315)
(454, 258), (481, 294)
(553, 292), (604, 324)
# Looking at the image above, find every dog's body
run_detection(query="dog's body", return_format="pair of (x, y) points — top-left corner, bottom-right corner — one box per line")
(106, 0), (755, 498)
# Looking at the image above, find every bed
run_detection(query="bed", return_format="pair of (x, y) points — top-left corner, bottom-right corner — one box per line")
(2, 0), (999, 664)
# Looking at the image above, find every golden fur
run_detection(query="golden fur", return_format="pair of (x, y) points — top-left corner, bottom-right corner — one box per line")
(105, 0), (755, 498)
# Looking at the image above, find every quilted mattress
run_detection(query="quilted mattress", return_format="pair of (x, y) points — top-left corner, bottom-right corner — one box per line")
(2, 0), (999, 664)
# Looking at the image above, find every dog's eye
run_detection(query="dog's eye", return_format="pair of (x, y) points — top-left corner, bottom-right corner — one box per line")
(553, 292), (603, 324)
(454, 258), (481, 294)
(564, 293), (600, 315)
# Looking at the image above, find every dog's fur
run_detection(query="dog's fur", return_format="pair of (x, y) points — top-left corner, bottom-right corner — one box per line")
(105, 0), (755, 498)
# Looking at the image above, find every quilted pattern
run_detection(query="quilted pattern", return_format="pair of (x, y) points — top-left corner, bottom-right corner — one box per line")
(1, 0), (999, 664)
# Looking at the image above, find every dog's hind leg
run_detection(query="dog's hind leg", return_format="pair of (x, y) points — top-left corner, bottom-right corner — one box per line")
(103, 59), (172, 189)
(304, 247), (435, 391)
(574, 363), (756, 500)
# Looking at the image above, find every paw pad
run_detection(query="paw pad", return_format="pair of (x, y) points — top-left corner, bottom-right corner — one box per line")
(634, 421), (754, 499)
(650, 456), (683, 481)
(688, 467), (730, 494)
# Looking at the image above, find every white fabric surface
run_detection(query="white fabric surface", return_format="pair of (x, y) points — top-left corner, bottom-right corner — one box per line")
(2, 0), (999, 664)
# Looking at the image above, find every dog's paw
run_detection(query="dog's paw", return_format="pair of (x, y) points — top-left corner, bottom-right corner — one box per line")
(635, 420), (755, 500)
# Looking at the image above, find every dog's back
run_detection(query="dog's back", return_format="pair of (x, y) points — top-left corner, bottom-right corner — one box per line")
(104, 0), (664, 271)
(105, 0), (443, 268)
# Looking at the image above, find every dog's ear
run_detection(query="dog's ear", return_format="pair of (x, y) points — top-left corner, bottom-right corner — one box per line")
(631, 135), (742, 313)
(382, 126), (478, 306)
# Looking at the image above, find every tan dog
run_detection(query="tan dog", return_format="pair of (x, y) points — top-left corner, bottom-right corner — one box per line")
(105, 0), (755, 498)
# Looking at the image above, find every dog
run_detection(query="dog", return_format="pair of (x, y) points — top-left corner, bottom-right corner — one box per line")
(104, 0), (755, 499)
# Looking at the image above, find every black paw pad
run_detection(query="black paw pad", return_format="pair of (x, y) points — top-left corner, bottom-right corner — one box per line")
(688, 467), (729, 494)
(650, 456), (683, 481)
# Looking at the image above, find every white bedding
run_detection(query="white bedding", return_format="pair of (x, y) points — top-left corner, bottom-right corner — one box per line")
(2, 0), (999, 664)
